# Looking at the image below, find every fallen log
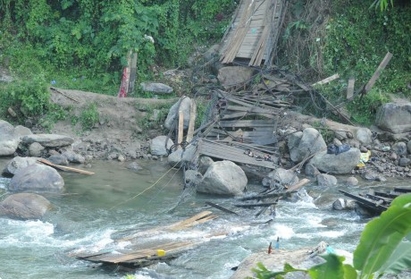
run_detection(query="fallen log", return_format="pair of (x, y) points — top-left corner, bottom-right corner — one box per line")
(37, 158), (95, 175)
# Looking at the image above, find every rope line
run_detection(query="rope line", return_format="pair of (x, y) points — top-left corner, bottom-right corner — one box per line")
(109, 160), (181, 210)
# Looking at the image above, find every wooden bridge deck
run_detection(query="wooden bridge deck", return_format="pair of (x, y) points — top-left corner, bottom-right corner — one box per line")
(71, 211), (219, 268)
(220, 0), (288, 66)
(198, 139), (277, 170)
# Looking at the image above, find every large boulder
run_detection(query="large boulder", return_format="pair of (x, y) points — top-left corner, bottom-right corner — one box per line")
(8, 164), (64, 193)
(140, 82), (173, 94)
(2, 156), (39, 177)
(197, 160), (247, 196)
(0, 120), (32, 156)
(288, 128), (327, 163)
(150, 135), (174, 156)
(21, 134), (74, 148)
(231, 244), (352, 279)
(164, 97), (192, 130)
(262, 168), (299, 189)
(375, 102), (411, 133)
(0, 193), (52, 220)
(309, 148), (361, 174)
(167, 144), (197, 167)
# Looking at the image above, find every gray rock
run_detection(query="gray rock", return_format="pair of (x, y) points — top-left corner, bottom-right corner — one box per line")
(62, 150), (86, 163)
(263, 168), (299, 189)
(356, 127), (372, 144)
(309, 148), (361, 174)
(362, 170), (387, 182)
(127, 161), (143, 171)
(2, 156), (39, 177)
(333, 198), (356, 210)
(0, 193), (51, 220)
(48, 154), (69, 165)
(21, 134), (74, 148)
(29, 142), (45, 157)
(375, 102), (411, 133)
(231, 245), (352, 279)
(288, 128), (326, 163)
(304, 163), (320, 177)
(0, 120), (20, 156)
(198, 156), (214, 174)
(150, 135), (174, 156)
(164, 97), (192, 130)
(140, 82), (173, 94)
(317, 173), (337, 187)
(392, 142), (408, 156)
(184, 170), (203, 187)
(346, 176), (359, 186)
(197, 160), (247, 196)
(399, 157), (411, 167)
(8, 164), (64, 193)
(167, 144), (197, 167)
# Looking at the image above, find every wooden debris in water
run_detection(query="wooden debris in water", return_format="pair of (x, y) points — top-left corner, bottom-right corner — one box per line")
(71, 211), (219, 269)
(37, 158), (95, 175)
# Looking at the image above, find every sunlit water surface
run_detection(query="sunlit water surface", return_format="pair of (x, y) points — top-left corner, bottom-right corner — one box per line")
(0, 158), (408, 279)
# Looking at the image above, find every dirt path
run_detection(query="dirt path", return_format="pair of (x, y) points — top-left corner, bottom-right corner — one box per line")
(48, 88), (178, 160)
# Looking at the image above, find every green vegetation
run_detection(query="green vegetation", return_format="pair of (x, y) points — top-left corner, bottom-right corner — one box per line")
(278, 0), (411, 124)
(78, 103), (100, 131)
(0, 0), (410, 129)
(252, 193), (411, 279)
(0, 0), (235, 130)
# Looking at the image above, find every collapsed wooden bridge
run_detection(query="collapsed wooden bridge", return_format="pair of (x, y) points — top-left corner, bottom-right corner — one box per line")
(340, 187), (411, 216)
(70, 211), (219, 269)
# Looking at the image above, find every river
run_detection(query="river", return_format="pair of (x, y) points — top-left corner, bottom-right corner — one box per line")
(0, 158), (406, 279)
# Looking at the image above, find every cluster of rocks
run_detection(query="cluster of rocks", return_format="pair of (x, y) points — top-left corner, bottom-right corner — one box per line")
(0, 120), (87, 220)
(148, 98), (411, 198)
(1, 98), (411, 219)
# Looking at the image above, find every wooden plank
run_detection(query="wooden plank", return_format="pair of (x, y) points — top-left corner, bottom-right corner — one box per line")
(363, 52), (393, 95)
(218, 119), (275, 128)
(186, 100), (197, 143)
(347, 77), (355, 99)
(205, 201), (239, 215)
(37, 158), (95, 175)
(312, 74), (340, 86)
(198, 139), (277, 169)
(177, 110), (184, 149)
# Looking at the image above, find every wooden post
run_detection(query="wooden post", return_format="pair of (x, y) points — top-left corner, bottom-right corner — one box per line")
(186, 100), (197, 144)
(347, 77), (355, 99)
(363, 52), (393, 95)
(312, 73), (340, 86)
(128, 52), (138, 94)
(177, 110), (184, 149)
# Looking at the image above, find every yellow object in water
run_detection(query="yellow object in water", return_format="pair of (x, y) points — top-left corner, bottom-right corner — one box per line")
(157, 249), (166, 257)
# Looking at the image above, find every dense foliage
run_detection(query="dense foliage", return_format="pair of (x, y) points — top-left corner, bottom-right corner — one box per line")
(0, 0), (410, 127)
(277, 0), (411, 124)
(0, 0), (235, 93)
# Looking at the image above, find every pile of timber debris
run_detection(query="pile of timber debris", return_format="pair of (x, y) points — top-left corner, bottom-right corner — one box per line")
(340, 187), (411, 217)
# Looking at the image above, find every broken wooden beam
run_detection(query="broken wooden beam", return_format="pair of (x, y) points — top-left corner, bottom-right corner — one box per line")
(361, 52), (393, 96)
(205, 201), (238, 215)
(312, 74), (340, 86)
(346, 77), (355, 99)
(234, 202), (277, 208)
(37, 158), (95, 175)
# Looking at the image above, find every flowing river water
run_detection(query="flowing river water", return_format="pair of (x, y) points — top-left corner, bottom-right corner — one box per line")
(0, 158), (408, 279)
